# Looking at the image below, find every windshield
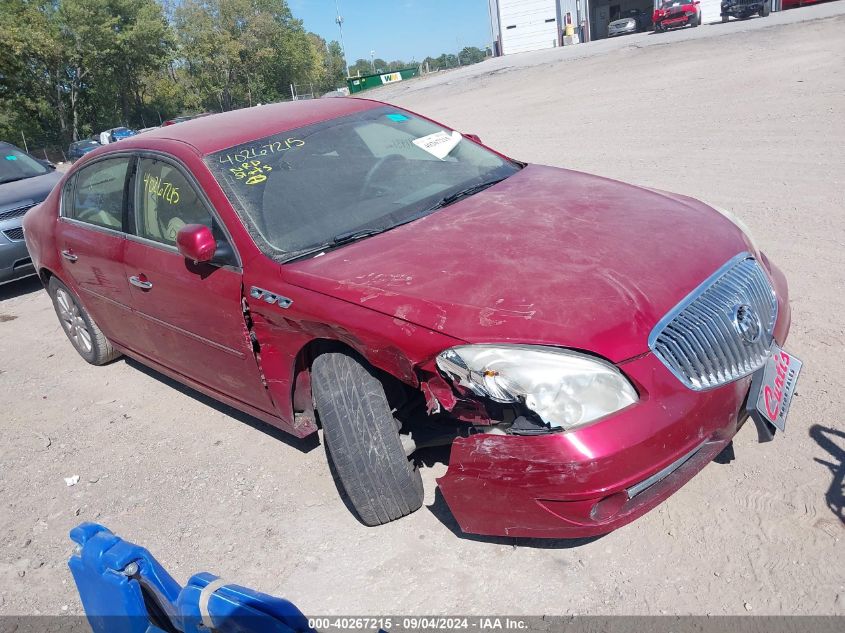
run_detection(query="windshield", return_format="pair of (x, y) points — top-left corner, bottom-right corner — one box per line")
(71, 140), (99, 149)
(661, 0), (682, 6)
(206, 106), (520, 261)
(0, 146), (49, 184)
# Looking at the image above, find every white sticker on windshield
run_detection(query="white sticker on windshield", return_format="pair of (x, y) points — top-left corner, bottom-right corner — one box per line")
(412, 130), (462, 160)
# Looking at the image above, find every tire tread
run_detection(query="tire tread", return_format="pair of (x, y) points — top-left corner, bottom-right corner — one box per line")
(312, 351), (423, 526)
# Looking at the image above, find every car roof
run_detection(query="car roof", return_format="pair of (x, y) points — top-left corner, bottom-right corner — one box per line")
(133, 98), (382, 156)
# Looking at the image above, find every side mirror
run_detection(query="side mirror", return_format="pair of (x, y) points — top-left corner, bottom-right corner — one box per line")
(176, 224), (216, 263)
(463, 133), (482, 144)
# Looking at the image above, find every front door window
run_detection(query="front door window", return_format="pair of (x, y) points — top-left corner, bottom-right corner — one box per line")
(134, 158), (214, 245)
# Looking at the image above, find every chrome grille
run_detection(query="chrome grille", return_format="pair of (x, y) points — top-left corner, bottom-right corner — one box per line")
(0, 204), (34, 222)
(649, 253), (777, 390)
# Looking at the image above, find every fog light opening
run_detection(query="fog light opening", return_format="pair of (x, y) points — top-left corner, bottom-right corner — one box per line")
(590, 491), (628, 522)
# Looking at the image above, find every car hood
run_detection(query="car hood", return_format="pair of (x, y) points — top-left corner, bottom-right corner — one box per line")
(0, 170), (62, 212)
(284, 164), (752, 363)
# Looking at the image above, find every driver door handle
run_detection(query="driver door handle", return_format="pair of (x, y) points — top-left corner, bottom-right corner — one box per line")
(129, 275), (153, 290)
(61, 250), (78, 262)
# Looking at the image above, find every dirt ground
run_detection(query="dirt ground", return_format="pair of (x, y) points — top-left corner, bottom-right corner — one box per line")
(1, 5), (844, 618)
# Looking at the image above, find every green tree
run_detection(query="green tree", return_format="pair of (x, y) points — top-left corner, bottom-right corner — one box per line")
(175, 0), (321, 110)
(458, 46), (486, 65)
(309, 36), (346, 91)
(326, 40), (348, 84)
(349, 58), (372, 77)
(0, 0), (173, 143)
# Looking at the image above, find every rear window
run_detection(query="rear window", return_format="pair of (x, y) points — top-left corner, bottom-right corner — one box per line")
(68, 158), (129, 230)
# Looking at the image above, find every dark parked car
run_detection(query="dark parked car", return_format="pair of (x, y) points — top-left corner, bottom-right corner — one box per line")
(608, 9), (651, 36)
(0, 142), (62, 285)
(68, 140), (101, 162)
(23, 100), (800, 538)
(721, 0), (770, 20)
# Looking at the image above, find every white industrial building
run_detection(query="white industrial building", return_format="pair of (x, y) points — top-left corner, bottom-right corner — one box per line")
(488, 0), (781, 53)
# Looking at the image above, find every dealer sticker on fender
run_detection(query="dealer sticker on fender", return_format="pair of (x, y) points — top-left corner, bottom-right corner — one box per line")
(753, 345), (802, 432)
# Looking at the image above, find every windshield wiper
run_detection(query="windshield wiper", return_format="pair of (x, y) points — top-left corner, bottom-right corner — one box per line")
(330, 227), (387, 246)
(424, 177), (508, 213)
(281, 227), (391, 262)
(281, 177), (510, 264)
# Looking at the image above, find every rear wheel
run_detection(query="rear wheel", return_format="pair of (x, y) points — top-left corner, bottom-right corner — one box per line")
(760, 2), (770, 16)
(691, 12), (700, 27)
(48, 277), (121, 365)
(312, 350), (424, 526)
(722, 14), (730, 22)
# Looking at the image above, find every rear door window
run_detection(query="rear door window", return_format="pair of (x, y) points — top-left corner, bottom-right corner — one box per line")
(69, 158), (130, 230)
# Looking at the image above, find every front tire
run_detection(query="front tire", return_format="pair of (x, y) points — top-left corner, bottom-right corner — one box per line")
(48, 277), (121, 365)
(760, 2), (770, 16)
(312, 351), (424, 526)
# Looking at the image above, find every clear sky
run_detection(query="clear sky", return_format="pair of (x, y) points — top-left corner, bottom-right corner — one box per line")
(288, 0), (491, 65)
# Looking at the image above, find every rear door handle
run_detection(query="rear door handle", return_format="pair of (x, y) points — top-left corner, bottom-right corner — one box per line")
(61, 250), (78, 262)
(129, 275), (153, 290)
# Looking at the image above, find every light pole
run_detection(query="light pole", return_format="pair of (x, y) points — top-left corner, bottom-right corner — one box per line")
(370, 50), (376, 73)
(334, 0), (350, 78)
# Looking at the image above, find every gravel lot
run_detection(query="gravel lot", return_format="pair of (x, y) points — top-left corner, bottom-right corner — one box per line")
(1, 4), (843, 617)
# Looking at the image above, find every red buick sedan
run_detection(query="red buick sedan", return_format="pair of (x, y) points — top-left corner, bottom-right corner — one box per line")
(23, 99), (801, 538)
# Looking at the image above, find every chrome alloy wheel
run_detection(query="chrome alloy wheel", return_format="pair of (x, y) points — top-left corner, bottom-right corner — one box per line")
(55, 287), (93, 354)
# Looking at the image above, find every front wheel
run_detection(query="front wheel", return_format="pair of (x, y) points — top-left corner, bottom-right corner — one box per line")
(760, 2), (770, 16)
(722, 14), (730, 22)
(312, 351), (424, 526)
(48, 277), (121, 365)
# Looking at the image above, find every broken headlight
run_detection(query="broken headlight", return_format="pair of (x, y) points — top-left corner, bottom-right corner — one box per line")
(436, 344), (638, 431)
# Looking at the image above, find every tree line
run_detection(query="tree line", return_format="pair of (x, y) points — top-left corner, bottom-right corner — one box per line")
(347, 46), (489, 78)
(0, 0), (489, 150)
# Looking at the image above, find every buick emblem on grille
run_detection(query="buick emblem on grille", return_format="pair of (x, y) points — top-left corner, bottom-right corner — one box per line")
(732, 304), (762, 344)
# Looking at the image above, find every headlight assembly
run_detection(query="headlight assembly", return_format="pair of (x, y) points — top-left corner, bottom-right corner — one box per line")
(435, 344), (638, 432)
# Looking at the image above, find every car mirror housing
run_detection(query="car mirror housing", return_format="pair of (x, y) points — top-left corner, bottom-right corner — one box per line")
(176, 224), (216, 263)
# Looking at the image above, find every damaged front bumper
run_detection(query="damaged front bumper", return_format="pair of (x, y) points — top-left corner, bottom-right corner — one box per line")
(436, 351), (756, 539)
(657, 15), (693, 29)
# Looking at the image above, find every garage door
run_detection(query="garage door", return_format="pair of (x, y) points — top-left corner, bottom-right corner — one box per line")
(499, 0), (559, 55)
(698, 0), (722, 23)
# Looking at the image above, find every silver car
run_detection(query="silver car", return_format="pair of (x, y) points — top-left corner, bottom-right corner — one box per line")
(0, 142), (62, 285)
(608, 10), (649, 37)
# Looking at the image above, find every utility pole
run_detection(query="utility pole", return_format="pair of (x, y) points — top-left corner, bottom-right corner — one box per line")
(370, 50), (376, 73)
(335, 0), (351, 78)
